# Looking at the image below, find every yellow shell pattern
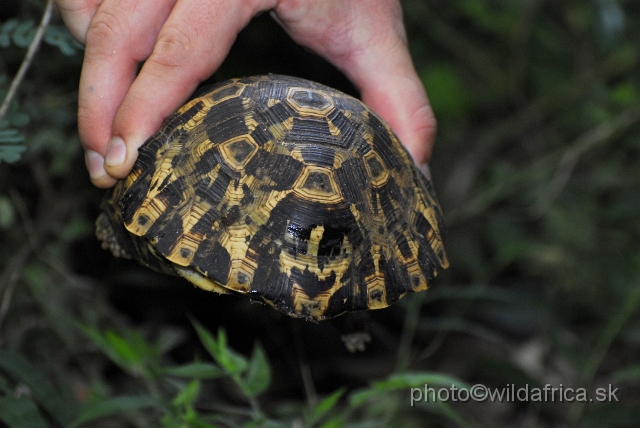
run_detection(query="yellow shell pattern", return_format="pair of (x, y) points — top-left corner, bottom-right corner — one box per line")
(97, 75), (448, 321)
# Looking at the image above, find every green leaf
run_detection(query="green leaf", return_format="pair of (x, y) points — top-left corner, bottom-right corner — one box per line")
(165, 412), (221, 428)
(164, 362), (225, 379)
(11, 20), (35, 48)
(44, 25), (81, 56)
(0, 350), (77, 425)
(348, 372), (470, 409)
(172, 379), (200, 407)
(69, 395), (160, 428)
(105, 330), (144, 364)
(0, 127), (26, 163)
(306, 388), (345, 426)
(0, 395), (48, 428)
(0, 19), (19, 47)
(318, 416), (344, 428)
(611, 81), (639, 106)
(0, 129), (25, 144)
(0, 145), (26, 163)
(0, 19), (19, 34)
(0, 196), (15, 229)
(192, 321), (247, 375)
(373, 372), (470, 391)
(347, 387), (382, 408)
(243, 343), (271, 396)
(78, 325), (153, 374)
(155, 327), (187, 354)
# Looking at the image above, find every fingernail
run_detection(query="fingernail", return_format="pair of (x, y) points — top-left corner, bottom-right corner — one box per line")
(420, 163), (432, 180)
(105, 136), (126, 167)
(85, 150), (106, 180)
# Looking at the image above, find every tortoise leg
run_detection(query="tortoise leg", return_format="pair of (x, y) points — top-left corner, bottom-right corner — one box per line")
(95, 212), (132, 260)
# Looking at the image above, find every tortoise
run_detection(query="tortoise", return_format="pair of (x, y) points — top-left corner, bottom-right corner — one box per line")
(96, 74), (449, 323)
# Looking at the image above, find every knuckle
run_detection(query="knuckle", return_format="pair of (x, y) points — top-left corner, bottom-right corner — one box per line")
(85, 9), (128, 50)
(55, 0), (94, 15)
(412, 104), (437, 136)
(150, 26), (196, 70)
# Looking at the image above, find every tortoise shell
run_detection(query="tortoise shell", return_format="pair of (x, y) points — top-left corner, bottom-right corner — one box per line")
(96, 75), (449, 321)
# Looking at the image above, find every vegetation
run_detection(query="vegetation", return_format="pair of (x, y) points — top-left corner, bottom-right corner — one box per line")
(1, 0), (640, 426)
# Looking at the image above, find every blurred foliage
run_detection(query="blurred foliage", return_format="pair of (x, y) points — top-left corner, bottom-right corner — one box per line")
(1, 0), (640, 427)
(0, 6), (81, 164)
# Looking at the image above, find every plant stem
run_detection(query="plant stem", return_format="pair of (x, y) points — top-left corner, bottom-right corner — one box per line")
(0, 244), (32, 344)
(0, 0), (55, 121)
(292, 320), (317, 406)
(395, 293), (426, 373)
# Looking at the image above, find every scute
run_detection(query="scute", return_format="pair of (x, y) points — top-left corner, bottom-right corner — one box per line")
(286, 87), (335, 116)
(218, 136), (259, 171)
(293, 166), (343, 204)
(97, 74), (449, 321)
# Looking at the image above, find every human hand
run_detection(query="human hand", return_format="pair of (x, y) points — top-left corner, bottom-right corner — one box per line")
(55, 0), (436, 188)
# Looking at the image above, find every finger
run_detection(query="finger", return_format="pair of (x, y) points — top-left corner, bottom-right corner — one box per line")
(54, 0), (101, 43)
(349, 48), (437, 166)
(104, 0), (273, 179)
(273, 0), (436, 165)
(85, 149), (117, 187)
(78, 0), (176, 187)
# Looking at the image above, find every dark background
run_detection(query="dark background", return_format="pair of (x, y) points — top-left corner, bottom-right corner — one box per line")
(1, 0), (640, 427)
